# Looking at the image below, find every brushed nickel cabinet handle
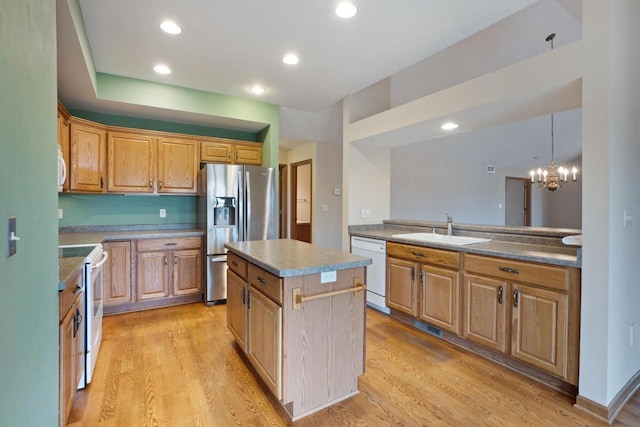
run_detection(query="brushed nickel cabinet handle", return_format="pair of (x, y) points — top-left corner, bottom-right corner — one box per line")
(149, 180), (153, 188)
(513, 289), (519, 307)
(159, 180), (163, 189)
(497, 285), (503, 304)
(499, 266), (519, 274)
(411, 251), (425, 257)
(257, 276), (267, 285)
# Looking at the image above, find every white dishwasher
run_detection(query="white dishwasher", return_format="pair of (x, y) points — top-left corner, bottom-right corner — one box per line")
(351, 236), (389, 314)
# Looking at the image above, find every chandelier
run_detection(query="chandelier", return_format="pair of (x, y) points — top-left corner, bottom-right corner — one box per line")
(529, 33), (579, 192)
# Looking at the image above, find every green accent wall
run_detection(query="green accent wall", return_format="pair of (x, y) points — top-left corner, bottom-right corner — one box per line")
(69, 109), (260, 141)
(0, 1), (59, 425)
(58, 194), (197, 226)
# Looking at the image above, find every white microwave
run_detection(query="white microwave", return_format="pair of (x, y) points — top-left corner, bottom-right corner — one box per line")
(57, 144), (66, 192)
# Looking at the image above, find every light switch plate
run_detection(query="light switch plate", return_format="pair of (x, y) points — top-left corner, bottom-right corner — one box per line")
(6, 217), (17, 257)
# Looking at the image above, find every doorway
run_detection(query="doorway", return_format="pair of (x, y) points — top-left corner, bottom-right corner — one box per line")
(278, 164), (288, 238)
(290, 160), (312, 243)
(505, 177), (531, 226)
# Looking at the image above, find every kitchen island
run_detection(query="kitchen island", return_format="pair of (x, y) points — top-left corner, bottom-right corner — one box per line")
(224, 239), (371, 421)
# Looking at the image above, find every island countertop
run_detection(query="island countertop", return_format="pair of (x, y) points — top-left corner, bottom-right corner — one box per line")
(225, 239), (372, 278)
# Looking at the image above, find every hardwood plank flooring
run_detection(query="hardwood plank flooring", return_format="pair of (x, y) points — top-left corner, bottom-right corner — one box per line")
(68, 303), (639, 426)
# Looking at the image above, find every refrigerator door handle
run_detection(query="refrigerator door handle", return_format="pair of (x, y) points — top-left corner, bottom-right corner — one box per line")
(238, 169), (245, 242)
(245, 170), (251, 238)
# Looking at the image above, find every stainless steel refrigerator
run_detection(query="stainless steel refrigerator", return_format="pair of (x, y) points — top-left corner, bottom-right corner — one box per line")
(197, 164), (277, 305)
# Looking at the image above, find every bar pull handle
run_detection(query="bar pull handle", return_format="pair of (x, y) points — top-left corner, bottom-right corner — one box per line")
(100, 176), (104, 188)
(164, 256), (168, 265)
(174, 257), (177, 265)
(241, 287), (246, 305)
(231, 260), (238, 267)
(411, 251), (425, 257)
(513, 289), (519, 308)
(420, 269), (424, 284)
(149, 180), (153, 188)
(159, 180), (163, 189)
(497, 285), (503, 304)
(499, 266), (519, 274)
(257, 276), (267, 285)
(164, 242), (177, 246)
(293, 280), (365, 310)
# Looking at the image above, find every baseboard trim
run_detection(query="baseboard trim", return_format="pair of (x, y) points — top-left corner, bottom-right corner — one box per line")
(575, 369), (640, 424)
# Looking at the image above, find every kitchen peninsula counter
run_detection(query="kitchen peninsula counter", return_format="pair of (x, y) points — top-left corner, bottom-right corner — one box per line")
(350, 220), (581, 267)
(224, 239), (370, 421)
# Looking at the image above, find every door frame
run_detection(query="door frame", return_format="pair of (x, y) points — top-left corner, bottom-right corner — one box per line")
(505, 176), (531, 226)
(290, 159), (312, 243)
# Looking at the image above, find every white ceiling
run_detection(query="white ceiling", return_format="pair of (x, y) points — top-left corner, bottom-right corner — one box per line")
(57, 0), (539, 126)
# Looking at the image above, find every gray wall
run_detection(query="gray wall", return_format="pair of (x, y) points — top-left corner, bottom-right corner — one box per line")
(0, 0), (59, 424)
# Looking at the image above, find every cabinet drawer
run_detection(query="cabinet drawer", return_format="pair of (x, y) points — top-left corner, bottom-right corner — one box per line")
(463, 254), (569, 292)
(227, 251), (248, 280)
(248, 264), (282, 305)
(137, 236), (202, 252)
(387, 242), (459, 269)
(59, 269), (83, 322)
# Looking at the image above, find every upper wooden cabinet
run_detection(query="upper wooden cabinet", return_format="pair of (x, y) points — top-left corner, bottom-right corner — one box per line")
(69, 118), (107, 192)
(57, 102), (71, 191)
(157, 137), (199, 193)
(201, 138), (263, 165)
(108, 131), (156, 193)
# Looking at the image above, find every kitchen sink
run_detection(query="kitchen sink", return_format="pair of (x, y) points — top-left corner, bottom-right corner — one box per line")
(391, 233), (492, 246)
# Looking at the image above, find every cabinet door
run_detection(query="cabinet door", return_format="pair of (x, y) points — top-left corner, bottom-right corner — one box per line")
(201, 140), (232, 163)
(172, 249), (202, 296)
(103, 241), (132, 306)
(108, 132), (156, 193)
(462, 273), (508, 353)
(157, 138), (199, 193)
(419, 265), (459, 333)
(386, 257), (418, 316)
(136, 252), (169, 300)
(69, 120), (107, 192)
(511, 283), (568, 378)
(247, 287), (282, 400)
(59, 305), (75, 427)
(227, 270), (248, 352)
(234, 143), (262, 165)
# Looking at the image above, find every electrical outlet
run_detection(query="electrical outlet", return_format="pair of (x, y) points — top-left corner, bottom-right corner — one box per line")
(624, 209), (634, 227)
(58, 209), (63, 219)
(160, 209), (166, 218)
(322, 204), (329, 212)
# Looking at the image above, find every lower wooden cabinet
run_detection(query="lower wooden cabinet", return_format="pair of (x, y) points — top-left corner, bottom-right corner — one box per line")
(386, 242), (460, 333)
(104, 236), (203, 315)
(103, 241), (132, 307)
(462, 253), (580, 385)
(59, 269), (84, 427)
(246, 286), (283, 399)
(136, 237), (203, 301)
(227, 270), (248, 352)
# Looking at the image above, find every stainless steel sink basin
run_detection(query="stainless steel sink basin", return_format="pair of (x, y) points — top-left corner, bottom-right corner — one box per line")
(391, 233), (492, 246)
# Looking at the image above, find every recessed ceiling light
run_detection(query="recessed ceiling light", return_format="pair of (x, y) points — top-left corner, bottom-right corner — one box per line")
(160, 20), (182, 35)
(249, 85), (267, 95)
(335, 2), (357, 19)
(441, 122), (459, 130)
(282, 54), (299, 65)
(154, 64), (171, 75)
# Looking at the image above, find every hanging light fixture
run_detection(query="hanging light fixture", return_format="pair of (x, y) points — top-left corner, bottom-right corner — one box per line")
(529, 33), (579, 192)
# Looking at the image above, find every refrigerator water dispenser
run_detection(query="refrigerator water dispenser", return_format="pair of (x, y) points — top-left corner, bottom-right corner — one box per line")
(214, 197), (236, 226)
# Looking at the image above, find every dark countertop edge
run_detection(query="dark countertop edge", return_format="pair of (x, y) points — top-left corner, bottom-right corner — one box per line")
(59, 223), (196, 233)
(379, 219), (581, 238)
(225, 240), (372, 278)
(349, 228), (581, 268)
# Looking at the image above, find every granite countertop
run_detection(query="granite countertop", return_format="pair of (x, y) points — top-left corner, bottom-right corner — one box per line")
(350, 223), (581, 268)
(58, 257), (85, 291)
(225, 239), (372, 278)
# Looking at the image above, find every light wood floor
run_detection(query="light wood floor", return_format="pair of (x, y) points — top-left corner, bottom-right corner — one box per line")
(68, 303), (639, 426)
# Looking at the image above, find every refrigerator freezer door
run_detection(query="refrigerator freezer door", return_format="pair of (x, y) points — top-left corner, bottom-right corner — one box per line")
(206, 255), (228, 305)
(244, 166), (277, 241)
(204, 164), (243, 254)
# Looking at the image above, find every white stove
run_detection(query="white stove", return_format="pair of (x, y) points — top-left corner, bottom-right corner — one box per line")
(58, 243), (108, 387)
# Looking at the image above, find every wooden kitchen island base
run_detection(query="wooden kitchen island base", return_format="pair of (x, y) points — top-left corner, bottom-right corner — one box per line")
(225, 239), (371, 421)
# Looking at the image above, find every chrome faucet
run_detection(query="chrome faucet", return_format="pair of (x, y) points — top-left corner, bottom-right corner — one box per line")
(445, 213), (453, 236)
